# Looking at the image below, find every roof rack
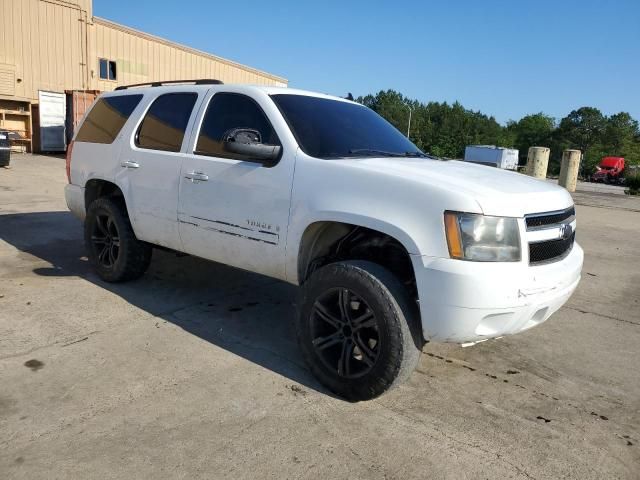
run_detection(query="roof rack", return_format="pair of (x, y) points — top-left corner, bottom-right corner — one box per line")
(115, 79), (223, 90)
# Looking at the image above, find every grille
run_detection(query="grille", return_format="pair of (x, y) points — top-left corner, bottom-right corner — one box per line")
(525, 207), (575, 229)
(525, 206), (576, 265)
(529, 232), (575, 264)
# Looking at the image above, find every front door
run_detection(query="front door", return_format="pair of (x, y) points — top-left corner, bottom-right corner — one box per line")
(178, 91), (295, 280)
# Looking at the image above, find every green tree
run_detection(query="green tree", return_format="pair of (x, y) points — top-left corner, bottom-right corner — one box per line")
(507, 113), (555, 164)
(603, 113), (640, 167)
(556, 107), (607, 152)
(359, 90), (414, 138)
(358, 90), (510, 159)
(357, 91), (640, 173)
(605, 112), (638, 152)
(554, 107), (607, 173)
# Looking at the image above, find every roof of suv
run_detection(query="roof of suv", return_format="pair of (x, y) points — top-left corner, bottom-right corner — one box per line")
(102, 83), (354, 104)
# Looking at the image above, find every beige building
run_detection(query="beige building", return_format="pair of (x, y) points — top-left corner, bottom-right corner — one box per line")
(0, 0), (287, 152)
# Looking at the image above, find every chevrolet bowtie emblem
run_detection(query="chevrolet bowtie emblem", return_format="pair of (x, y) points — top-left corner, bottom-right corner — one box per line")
(560, 223), (573, 240)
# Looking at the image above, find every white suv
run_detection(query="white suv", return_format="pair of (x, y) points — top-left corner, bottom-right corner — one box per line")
(65, 80), (583, 400)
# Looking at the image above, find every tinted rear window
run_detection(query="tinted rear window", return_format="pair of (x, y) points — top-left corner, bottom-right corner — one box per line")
(75, 95), (142, 144)
(271, 94), (420, 159)
(136, 93), (198, 152)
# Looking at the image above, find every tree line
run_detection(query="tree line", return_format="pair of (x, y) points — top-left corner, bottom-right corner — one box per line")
(357, 90), (640, 174)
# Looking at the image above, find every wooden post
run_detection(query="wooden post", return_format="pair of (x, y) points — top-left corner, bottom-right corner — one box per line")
(526, 146), (550, 179)
(559, 149), (581, 192)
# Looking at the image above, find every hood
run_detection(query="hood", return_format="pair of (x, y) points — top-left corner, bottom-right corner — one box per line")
(348, 158), (574, 217)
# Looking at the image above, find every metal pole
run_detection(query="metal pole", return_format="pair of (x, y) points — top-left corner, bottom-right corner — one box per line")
(405, 104), (413, 138)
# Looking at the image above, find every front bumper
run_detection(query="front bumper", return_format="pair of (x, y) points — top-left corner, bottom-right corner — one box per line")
(412, 243), (583, 343)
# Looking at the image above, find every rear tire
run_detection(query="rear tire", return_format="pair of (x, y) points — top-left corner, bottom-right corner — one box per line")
(296, 261), (423, 401)
(84, 197), (152, 282)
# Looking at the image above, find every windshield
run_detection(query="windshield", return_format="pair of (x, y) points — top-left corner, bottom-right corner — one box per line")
(271, 94), (425, 159)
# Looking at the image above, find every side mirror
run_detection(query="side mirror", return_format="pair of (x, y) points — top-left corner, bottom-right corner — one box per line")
(223, 128), (281, 165)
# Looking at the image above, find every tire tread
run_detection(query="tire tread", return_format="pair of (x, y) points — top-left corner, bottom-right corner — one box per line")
(297, 260), (423, 400)
(84, 197), (151, 282)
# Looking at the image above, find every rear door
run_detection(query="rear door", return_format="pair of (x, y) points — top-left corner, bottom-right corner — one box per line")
(177, 91), (296, 280)
(118, 90), (202, 250)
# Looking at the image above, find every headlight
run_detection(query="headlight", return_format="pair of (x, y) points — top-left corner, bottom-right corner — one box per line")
(444, 212), (521, 262)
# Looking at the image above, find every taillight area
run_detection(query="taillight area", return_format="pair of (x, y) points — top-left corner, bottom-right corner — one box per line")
(65, 140), (74, 183)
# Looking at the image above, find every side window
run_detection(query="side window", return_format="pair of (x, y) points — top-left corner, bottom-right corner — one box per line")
(136, 93), (198, 152)
(195, 93), (280, 160)
(99, 58), (117, 80)
(75, 94), (143, 144)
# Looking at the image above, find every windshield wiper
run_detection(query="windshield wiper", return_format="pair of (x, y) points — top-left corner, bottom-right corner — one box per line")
(348, 149), (438, 159)
(405, 151), (442, 160)
(348, 149), (406, 157)
(347, 149), (441, 160)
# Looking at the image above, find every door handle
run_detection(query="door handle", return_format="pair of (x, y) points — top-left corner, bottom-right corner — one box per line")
(120, 160), (140, 169)
(184, 171), (209, 182)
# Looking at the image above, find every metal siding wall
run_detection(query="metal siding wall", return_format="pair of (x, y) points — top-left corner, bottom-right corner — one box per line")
(0, 0), (285, 102)
(0, 0), (87, 101)
(92, 18), (286, 90)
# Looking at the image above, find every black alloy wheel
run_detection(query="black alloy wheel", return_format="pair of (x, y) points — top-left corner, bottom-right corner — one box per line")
(91, 213), (120, 268)
(297, 261), (423, 401)
(84, 197), (152, 282)
(311, 288), (381, 379)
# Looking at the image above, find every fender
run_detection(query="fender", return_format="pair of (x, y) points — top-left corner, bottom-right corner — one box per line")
(285, 212), (421, 285)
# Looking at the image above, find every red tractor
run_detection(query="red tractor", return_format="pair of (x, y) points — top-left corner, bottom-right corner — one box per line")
(590, 157), (625, 184)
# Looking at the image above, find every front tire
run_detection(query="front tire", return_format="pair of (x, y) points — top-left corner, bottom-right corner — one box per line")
(297, 261), (423, 401)
(84, 197), (152, 282)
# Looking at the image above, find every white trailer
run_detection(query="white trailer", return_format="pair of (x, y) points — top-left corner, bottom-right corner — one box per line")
(464, 145), (519, 170)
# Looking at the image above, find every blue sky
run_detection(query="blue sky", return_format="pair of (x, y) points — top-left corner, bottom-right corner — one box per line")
(95, 0), (639, 124)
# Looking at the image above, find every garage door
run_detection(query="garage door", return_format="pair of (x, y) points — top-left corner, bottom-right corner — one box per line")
(38, 91), (66, 152)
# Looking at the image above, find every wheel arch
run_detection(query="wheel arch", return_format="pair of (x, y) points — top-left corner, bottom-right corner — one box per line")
(84, 178), (126, 211)
(84, 178), (146, 237)
(294, 217), (420, 296)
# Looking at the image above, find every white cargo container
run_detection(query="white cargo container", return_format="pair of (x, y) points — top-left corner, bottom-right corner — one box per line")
(464, 145), (519, 170)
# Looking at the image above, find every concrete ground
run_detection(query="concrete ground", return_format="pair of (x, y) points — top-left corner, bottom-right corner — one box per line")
(1, 154), (639, 479)
(545, 178), (628, 196)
